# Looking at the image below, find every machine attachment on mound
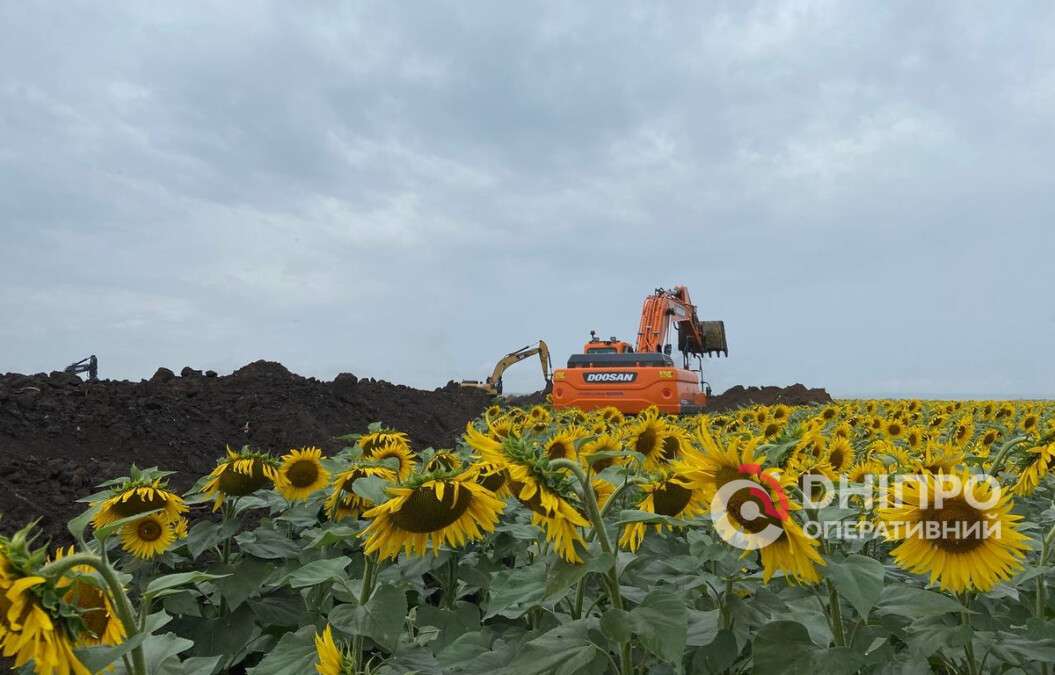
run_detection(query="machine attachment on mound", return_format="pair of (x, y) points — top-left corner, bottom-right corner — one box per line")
(461, 340), (553, 396)
(64, 354), (98, 381)
(552, 286), (727, 415)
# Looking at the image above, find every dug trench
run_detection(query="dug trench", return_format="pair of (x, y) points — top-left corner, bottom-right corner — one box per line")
(0, 359), (830, 544)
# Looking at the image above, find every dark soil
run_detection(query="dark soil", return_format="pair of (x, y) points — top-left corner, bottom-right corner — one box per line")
(0, 360), (493, 544)
(0, 359), (830, 546)
(704, 383), (832, 412)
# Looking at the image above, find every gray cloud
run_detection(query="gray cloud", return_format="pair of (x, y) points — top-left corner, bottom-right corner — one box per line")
(2, 1), (1053, 397)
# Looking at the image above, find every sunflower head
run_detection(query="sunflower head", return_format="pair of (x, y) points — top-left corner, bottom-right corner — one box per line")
(619, 467), (707, 552)
(423, 449), (463, 473)
(314, 625), (352, 675)
(358, 425), (412, 456)
(276, 447), (331, 501)
(324, 464), (397, 521)
(623, 416), (666, 465)
(119, 513), (176, 559)
(200, 445), (280, 510)
(371, 441), (417, 481)
(51, 547), (124, 646)
(543, 428), (584, 461)
(879, 471), (1029, 592)
(579, 434), (623, 472)
(0, 526), (103, 671)
(360, 469), (505, 560)
(825, 437), (855, 473)
(91, 466), (188, 529)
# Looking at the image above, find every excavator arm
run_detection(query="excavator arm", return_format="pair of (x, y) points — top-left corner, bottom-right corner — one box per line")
(461, 340), (552, 395)
(635, 287), (728, 363)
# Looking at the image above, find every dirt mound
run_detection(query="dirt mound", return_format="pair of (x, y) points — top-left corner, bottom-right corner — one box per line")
(0, 361), (492, 543)
(705, 383), (832, 412)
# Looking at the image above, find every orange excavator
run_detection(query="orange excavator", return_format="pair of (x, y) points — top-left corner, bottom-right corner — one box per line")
(551, 286), (727, 414)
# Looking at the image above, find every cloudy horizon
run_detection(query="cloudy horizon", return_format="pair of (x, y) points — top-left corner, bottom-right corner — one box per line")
(2, 2), (1053, 399)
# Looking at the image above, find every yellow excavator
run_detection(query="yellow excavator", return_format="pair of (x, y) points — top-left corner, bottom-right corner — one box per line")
(461, 341), (552, 396)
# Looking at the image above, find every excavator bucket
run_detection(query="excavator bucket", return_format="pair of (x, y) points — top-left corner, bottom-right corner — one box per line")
(698, 320), (728, 357)
(678, 320), (728, 358)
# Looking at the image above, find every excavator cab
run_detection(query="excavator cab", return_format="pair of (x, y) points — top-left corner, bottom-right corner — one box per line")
(583, 330), (633, 354)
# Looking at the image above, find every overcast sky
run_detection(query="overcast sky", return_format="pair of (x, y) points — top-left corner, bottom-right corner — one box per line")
(2, 2), (1053, 398)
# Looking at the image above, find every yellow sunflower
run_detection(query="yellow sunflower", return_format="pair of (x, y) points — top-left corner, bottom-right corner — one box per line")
(917, 442), (964, 475)
(360, 471), (505, 560)
(951, 415), (975, 448)
(597, 406), (625, 428)
(314, 625), (348, 675)
(506, 467), (590, 563)
(712, 470), (824, 584)
(358, 428), (411, 456)
(369, 441), (416, 481)
(579, 434), (623, 472)
(825, 437), (855, 473)
(654, 423), (702, 467)
(423, 450), (462, 473)
(324, 465), (397, 521)
(275, 447), (331, 501)
(883, 418), (905, 440)
(200, 445), (280, 510)
(693, 424), (765, 502)
(471, 461), (511, 498)
(1012, 442), (1055, 496)
(486, 416), (519, 441)
(51, 548), (124, 647)
(463, 422), (506, 465)
(878, 471), (1029, 592)
(618, 467), (708, 552)
(0, 528), (92, 675)
(543, 428), (583, 461)
(119, 513), (176, 560)
(92, 475), (187, 529)
(623, 413), (666, 467)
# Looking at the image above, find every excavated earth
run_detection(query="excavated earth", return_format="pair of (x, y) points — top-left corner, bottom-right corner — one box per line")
(0, 360), (830, 544)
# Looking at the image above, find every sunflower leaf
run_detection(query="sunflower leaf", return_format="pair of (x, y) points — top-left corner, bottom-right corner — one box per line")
(351, 475), (391, 504)
(329, 583), (408, 653)
(614, 509), (691, 528)
(823, 554), (886, 618)
(68, 504), (99, 545)
(245, 626), (316, 675)
(493, 619), (601, 675)
(145, 571), (230, 599)
(543, 549), (614, 599)
(628, 589), (688, 664)
(281, 556), (351, 588)
(874, 585), (970, 619)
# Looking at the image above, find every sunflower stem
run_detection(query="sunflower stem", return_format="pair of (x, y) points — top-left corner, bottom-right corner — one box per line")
(826, 580), (846, 647)
(444, 554), (458, 610)
(548, 459), (631, 675)
(960, 593), (979, 675)
(989, 436), (1031, 475)
(352, 554), (380, 673)
(40, 552), (147, 675)
(1035, 523), (1055, 618)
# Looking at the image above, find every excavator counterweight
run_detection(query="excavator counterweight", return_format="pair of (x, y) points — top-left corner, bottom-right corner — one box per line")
(552, 286), (727, 415)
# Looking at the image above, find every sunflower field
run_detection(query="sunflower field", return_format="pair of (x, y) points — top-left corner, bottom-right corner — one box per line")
(3, 399), (1055, 674)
